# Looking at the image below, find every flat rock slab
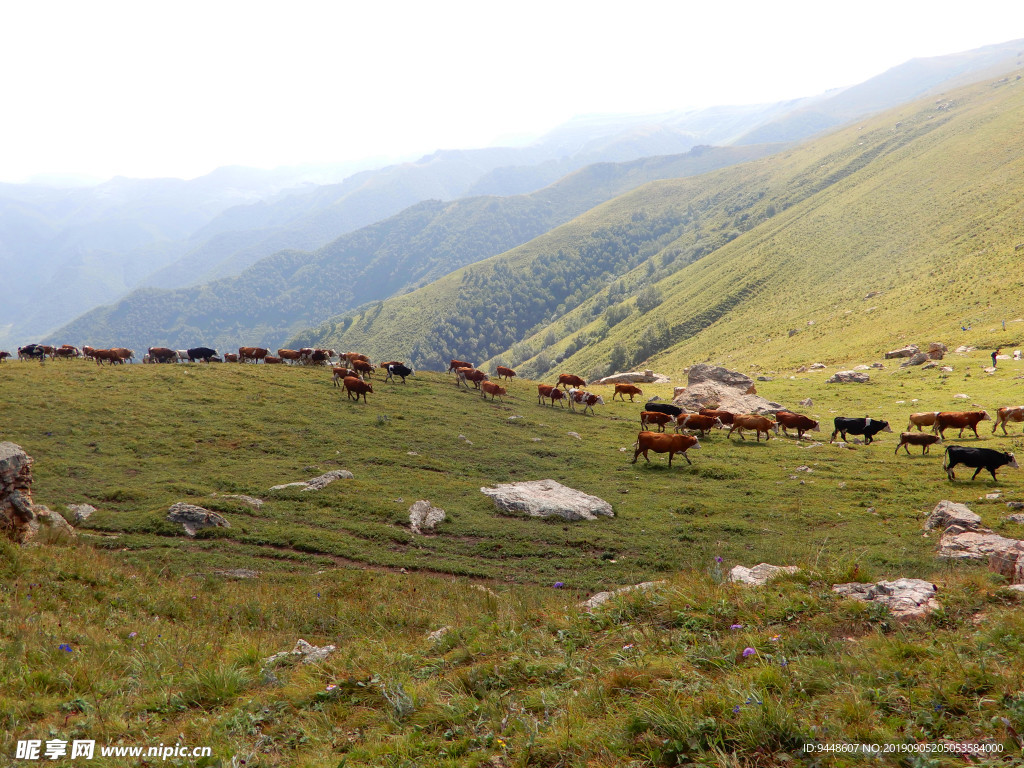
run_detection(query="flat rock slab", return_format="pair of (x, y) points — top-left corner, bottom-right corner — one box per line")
(827, 371), (870, 383)
(167, 502), (230, 537)
(833, 578), (940, 618)
(925, 500), (982, 533)
(580, 581), (666, 611)
(937, 530), (1020, 560)
(270, 469), (353, 491)
(481, 479), (613, 521)
(729, 563), (800, 586)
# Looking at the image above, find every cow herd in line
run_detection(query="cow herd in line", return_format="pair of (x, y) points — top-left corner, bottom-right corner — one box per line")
(6, 344), (1020, 482)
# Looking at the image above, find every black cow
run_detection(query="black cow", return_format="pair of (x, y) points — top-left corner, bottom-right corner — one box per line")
(18, 344), (46, 360)
(644, 401), (684, 418)
(385, 363), (414, 384)
(187, 347), (220, 363)
(830, 417), (893, 445)
(944, 446), (1019, 481)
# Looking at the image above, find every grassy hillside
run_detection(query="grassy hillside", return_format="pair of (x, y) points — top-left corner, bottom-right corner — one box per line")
(307, 70), (1024, 380)
(50, 144), (780, 354)
(5, 355), (1024, 764)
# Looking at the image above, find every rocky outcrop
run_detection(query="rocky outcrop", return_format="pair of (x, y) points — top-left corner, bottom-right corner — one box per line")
(166, 503), (230, 537)
(270, 469), (353, 491)
(1, 442), (76, 543)
(885, 345), (919, 359)
(728, 563), (800, 586)
(832, 579), (940, 618)
(67, 504), (96, 525)
(928, 342), (947, 360)
(409, 500), (445, 534)
(579, 581), (665, 611)
(900, 352), (929, 367)
(591, 370), (670, 385)
(925, 500), (982, 534)
(481, 480), (613, 521)
(826, 371), (870, 383)
(263, 639), (336, 667)
(924, 500), (1024, 583)
(673, 364), (784, 415)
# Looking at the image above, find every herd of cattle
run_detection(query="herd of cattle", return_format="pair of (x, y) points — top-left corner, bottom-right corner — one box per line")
(5, 345), (1020, 482)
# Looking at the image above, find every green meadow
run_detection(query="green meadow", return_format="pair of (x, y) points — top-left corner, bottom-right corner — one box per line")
(4, 355), (1024, 765)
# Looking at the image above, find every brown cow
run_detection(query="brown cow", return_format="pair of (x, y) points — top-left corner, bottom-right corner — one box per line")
(932, 411), (992, 439)
(309, 349), (334, 366)
(907, 412), (940, 431)
(495, 366), (517, 381)
(537, 384), (565, 407)
(613, 383), (643, 402)
(352, 359), (375, 379)
(728, 414), (778, 441)
(631, 431), (700, 467)
(674, 413), (723, 436)
(448, 359), (473, 374)
(82, 345), (97, 361)
(264, 355), (284, 364)
(92, 348), (125, 365)
(239, 346), (269, 363)
(112, 347), (134, 363)
(278, 349), (302, 363)
(54, 346), (80, 359)
(567, 388), (604, 415)
(557, 373), (586, 390)
(481, 381), (507, 401)
(456, 367), (488, 389)
(895, 432), (942, 455)
(332, 367), (359, 387)
(699, 408), (735, 426)
(223, 353), (239, 363)
(993, 406), (1024, 435)
(640, 411), (673, 432)
(148, 347), (177, 364)
(343, 376), (373, 403)
(775, 411), (820, 439)
(0, 351), (10, 362)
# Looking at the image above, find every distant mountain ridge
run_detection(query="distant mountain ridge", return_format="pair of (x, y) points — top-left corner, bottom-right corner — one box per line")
(21, 37), (1024, 351)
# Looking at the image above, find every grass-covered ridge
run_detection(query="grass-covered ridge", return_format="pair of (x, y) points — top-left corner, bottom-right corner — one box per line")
(304, 71), (1024, 380)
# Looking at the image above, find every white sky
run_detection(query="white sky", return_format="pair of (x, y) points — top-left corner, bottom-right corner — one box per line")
(1, 0), (1021, 183)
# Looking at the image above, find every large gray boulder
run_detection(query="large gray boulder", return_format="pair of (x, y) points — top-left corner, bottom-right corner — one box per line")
(481, 480), (613, 521)
(674, 364), (784, 415)
(832, 579), (939, 618)
(900, 352), (930, 367)
(0, 442), (75, 543)
(686, 364), (754, 389)
(167, 503), (230, 537)
(826, 370), (870, 383)
(924, 500), (982, 534)
(885, 345), (919, 359)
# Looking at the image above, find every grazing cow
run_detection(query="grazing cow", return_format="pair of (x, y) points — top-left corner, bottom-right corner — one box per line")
(456, 367), (488, 390)
(385, 363), (414, 384)
(675, 413), (724, 436)
(699, 408), (735, 426)
(343, 375), (373, 403)
(238, 346), (269, 363)
(277, 349), (302, 364)
(775, 411), (820, 439)
(332, 367), (360, 387)
(18, 344), (46, 360)
(0, 351), (10, 362)
(567, 388), (604, 415)
(378, 361), (404, 373)
(640, 411), (674, 432)
(264, 355), (284, 364)
(729, 414), (778, 441)
(82, 345), (97, 361)
(309, 349), (333, 366)
(613, 383), (643, 402)
(223, 353), (239, 363)
(148, 347), (177, 364)
(830, 417), (892, 445)
(895, 432), (942, 455)
(537, 384), (565, 407)
(645, 401), (684, 417)
(632, 431), (700, 467)
(932, 411), (992, 439)
(992, 406), (1024, 435)
(481, 381), (507, 401)
(495, 366), (517, 381)
(189, 347), (220, 363)
(176, 350), (189, 362)
(54, 346), (80, 359)
(111, 347), (134, 363)
(907, 412), (940, 432)
(944, 445), (1019, 481)
(448, 359), (473, 374)
(92, 348), (125, 365)
(557, 373), (586, 390)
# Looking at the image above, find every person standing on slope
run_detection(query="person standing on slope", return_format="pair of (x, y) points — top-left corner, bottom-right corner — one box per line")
(992, 348), (1000, 368)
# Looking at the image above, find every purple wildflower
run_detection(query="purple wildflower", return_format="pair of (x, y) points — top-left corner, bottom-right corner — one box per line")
(128, 632), (137, 638)
(553, 582), (565, 588)
(742, 647), (756, 658)
(730, 624), (743, 630)
(715, 556), (724, 563)
(58, 644), (72, 653)
(733, 704), (741, 714)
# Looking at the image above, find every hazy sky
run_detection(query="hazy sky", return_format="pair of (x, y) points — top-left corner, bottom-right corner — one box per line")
(2, 0), (1021, 183)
